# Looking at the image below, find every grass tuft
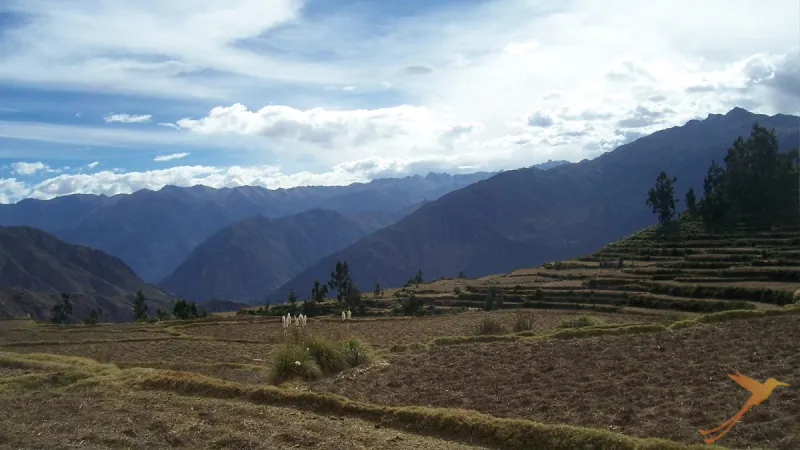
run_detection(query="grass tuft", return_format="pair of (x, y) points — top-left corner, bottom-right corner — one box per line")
(267, 335), (372, 384)
(557, 316), (600, 329)
(512, 311), (536, 332)
(268, 345), (322, 384)
(475, 316), (507, 335)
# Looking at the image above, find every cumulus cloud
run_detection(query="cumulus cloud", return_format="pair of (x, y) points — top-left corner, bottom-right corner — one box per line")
(11, 161), (50, 176)
(527, 112), (555, 128)
(104, 113), (152, 124)
(0, 0), (798, 202)
(154, 152), (190, 162)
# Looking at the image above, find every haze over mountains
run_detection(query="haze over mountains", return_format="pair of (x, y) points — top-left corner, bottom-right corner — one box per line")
(159, 209), (400, 303)
(0, 226), (171, 321)
(274, 108), (800, 298)
(0, 109), (797, 315)
(0, 171), (498, 282)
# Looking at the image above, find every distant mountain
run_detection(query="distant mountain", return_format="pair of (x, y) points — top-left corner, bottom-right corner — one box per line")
(0, 172), (496, 282)
(275, 108), (800, 296)
(159, 209), (390, 303)
(0, 226), (173, 321)
(532, 159), (570, 170)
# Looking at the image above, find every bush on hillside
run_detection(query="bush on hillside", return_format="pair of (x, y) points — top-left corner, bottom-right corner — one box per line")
(557, 316), (600, 329)
(512, 311), (536, 332)
(268, 335), (372, 384)
(475, 316), (506, 335)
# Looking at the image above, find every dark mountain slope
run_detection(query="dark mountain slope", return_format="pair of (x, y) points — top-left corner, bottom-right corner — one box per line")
(0, 226), (173, 321)
(0, 172), (496, 282)
(276, 108), (800, 295)
(159, 209), (384, 303)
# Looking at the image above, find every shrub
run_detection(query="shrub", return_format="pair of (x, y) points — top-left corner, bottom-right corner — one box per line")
(304, 336), (349, 374)
(512, 311), (536, 332)
(268, 335), (372, 384)
(475, 316), (506, 335)
(341, 338), (372, 367)
(557, 316), (600, 329)
(269, 345), (322, 384)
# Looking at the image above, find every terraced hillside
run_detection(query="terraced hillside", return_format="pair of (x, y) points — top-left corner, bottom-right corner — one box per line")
(385, 215), (800, 315)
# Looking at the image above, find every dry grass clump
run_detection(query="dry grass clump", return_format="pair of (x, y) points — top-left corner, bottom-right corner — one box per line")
(474, 316), (506, 335)
(512, 311), (536, 332)
(268, 334), (372, 384)
(557, 315), (600, 329)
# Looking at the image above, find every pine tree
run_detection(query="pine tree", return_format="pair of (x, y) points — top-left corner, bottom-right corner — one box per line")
(133, 290), (148, 322)
(685, 187), (697, 212)
(83, 309), (99, 325)
(645, 171), (679, 225)
(50, 293), (73, 324)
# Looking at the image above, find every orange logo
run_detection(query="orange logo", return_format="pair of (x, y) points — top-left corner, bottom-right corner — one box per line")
(698, 371), (790, 445)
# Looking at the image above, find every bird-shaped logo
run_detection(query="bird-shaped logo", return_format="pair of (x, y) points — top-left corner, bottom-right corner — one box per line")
(698, 370), (790, 445)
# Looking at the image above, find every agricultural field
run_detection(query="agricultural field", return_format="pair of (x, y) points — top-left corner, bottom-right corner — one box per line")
(1, 217), (798, 449)
(384, 218), (800, 315)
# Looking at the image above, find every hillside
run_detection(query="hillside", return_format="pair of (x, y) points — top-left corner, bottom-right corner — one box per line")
(0, 172), (494, 282)
(0, 226), (173, 321)
(276, 108), (800, 296)
(159, 209), (386, 303)
(383, 213), (800, 315)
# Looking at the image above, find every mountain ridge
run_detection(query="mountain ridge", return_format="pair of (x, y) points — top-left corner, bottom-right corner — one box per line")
(274, 108), (800, 298)
(158, 208), (394, 303)
(0, 225), (173, 321)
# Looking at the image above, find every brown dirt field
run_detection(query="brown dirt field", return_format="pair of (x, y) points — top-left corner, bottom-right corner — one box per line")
(0, 386), (488, 450)
(664, 281), (800, 291)
(0, 326), (173, 344)
(310, 314), (800, 450)
(177, 310), (661, 348)
(5, 338), (275, 366)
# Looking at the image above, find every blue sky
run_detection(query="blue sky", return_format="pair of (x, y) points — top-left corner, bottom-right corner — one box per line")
(0, 0), (798, 203)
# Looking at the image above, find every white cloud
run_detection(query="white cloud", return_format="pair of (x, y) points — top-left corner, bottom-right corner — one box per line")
(0, 0), (798, 202)
(87, 161), (99, 169)
(10, 161), (50, 176)
(104, 113), (152, 124)
(154, 152), (190, 162)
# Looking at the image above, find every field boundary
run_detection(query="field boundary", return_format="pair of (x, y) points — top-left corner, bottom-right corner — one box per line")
(419, 305), (800, 348)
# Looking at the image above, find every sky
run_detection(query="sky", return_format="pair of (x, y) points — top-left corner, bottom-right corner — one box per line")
(0, 0), (798, 203)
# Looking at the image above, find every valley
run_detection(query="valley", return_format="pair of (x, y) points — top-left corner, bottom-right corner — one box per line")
(0, 112), (798, 450)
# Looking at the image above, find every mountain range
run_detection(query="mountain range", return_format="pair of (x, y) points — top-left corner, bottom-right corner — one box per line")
(0, 171), (498, 282)
(0, 109), (796, 315)
(159, 209), (400, 302)
(0, 226), (172, 321)
(273, 108), (800, 298)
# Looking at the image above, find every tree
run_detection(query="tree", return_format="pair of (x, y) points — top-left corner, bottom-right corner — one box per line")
(156, 308), (170, 321)
(699, 160), (728, 226)
(373, 283), (382, 298)
(287, 290), (298, 313)
(697, 124), (796, 229)
(328, 260), (351, 302)
(645, 171), (678, 225)
(311, 281), (328, 303)
(132, 290), (148, 321)
(458, 270), (466, 279)
(685, 187), (697, 212)
(414, 269), (424, 285)
(342, 279), (362, 310)
(50, 293), (73, 324)
(83, 309), (99, 325)
(172, 299), (202, 320)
